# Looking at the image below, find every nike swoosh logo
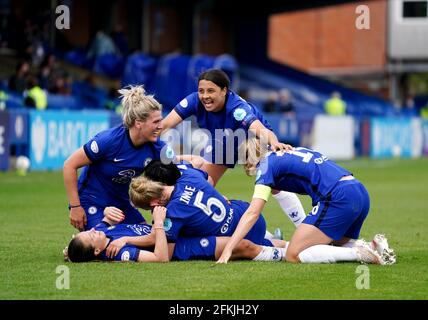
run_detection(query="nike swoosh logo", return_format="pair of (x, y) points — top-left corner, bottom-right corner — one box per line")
(114, 158), (125, 162)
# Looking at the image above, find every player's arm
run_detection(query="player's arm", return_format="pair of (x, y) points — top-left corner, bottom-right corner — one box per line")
(137, 206), (169, 262)
(161, 109), (183, 133)
(249, 120), (292, 152)
(217, 185), (271, 264)
(106, 231), (156, 258)
(176, 154), (208, 170)
(63, 147), (92, 231)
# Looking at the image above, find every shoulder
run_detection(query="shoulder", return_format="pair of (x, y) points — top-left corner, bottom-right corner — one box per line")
(177, 92), (199, 109)
(90, 125), (124, 146)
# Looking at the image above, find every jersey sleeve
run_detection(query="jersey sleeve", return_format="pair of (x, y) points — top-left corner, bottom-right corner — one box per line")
(173, 93), (199, 120)
(255, 155), (275, 187)
(231, 101), (259, 131)
(164, 216), (184, 242)
(83, 130), (114, 163)
(112, 245), (140, 262)
(189, 167), (208, 181)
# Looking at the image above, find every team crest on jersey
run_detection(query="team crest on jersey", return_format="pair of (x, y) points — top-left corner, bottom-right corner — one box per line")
(88, 206), (97, 215)
(233, 108), (247, 121)
(200, 238), (209, 248)
(179, 98), (188, 108)
(90, 141), (99, 153)
(144, 158), (153, 167)
(163, 218), (172, 231)
(121, 251), (130, 261)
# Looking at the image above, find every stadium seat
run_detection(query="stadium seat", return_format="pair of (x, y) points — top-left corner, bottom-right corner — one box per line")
(213, 54), (239, 91)
(93, 54), (126, 79)
(155, 53), (191, 110)
(186, 54), (215, 93)
(121, 53), (158, 94)
(47, 94), (79, 110)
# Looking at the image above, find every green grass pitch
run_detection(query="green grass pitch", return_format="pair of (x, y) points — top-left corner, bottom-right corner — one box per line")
(1, 158), (427, 299)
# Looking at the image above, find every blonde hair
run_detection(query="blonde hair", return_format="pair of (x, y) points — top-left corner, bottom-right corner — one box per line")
(129, 175), (165, 209)
(241, 137), (269, 176)
(118, 85), (162, 128)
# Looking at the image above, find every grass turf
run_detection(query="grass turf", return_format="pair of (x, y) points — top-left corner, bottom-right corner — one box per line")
(0, 158), (427, 299)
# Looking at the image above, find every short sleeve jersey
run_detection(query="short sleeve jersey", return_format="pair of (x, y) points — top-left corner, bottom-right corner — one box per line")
(79, 125), (175, 208)
(173, 91), (271, 167)
(95, 221), (153, 262)
(255, 147), (352, 205)
(163, 166), (239, 241)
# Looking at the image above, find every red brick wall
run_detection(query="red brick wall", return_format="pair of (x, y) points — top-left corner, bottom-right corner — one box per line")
(268, 0), (387, 72)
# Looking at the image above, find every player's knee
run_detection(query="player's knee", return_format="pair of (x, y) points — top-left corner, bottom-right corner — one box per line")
(233, 239), (255, 257)
(285, 247), (301, 263)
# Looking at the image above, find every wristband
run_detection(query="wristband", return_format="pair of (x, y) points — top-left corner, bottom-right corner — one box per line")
(68, 204), (81, 210)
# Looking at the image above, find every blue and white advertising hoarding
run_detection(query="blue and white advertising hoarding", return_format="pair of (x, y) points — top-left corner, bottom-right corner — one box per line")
(370, 117), (423, 158)
(0, 111), (10, 170)
(29, 110), (110, 170)
(422, 120), (428, 157)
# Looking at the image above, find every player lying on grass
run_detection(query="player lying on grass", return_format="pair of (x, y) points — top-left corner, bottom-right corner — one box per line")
(217, 138), (397, 265)
(64, 206), (285, 263)
(127, 160), (385, 265)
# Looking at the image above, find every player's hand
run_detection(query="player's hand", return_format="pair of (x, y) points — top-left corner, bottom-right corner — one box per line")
(217, 248), (232, 264)
(104, 206), (125, 224)
(152, 206), (166, 225)
(106, 238), (127, 259)
(270, 142), (293, 152)
(70, 206), (87, 231)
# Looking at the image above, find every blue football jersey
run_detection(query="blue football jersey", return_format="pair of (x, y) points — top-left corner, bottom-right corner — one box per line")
(78, 125), (175, 209)
(95, 221), (153, 262)
(174, 91), (272, 167)
(164, 166), (267, 244)
(174, 91), (271, 132)
(255, 147), (352, 205)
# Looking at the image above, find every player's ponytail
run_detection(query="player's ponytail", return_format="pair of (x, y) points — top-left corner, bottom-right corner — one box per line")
(119, 85), (162, 128)
(129, 176), (165, 209)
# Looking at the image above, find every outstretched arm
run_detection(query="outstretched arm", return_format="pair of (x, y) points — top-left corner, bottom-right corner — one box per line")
(217, 198), (267, 263)
(161, 109), (183, 133)
(249, 120), (293, 152)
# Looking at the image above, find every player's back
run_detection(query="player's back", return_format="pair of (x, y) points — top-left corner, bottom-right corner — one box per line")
(165, 167), (237, 239)
(257, 148), (352, 204)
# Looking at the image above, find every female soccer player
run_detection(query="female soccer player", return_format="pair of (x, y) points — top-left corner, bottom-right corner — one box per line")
(65, 206), (285, 263)
(217, 138), (396, 265)
(127, 160), (287, 263)
(63, 85), (175, 231)
(161, 69), (306, 228)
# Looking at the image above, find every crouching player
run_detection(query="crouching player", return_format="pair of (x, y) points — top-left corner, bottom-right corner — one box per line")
(64, 206), (285, 263)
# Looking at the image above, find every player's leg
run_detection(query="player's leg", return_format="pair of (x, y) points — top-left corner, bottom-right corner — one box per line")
(288, 182), (382, 264)
(271, 189), (306, 227)
(270, 239), (287, 248)
(215, 237), (285, 262)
